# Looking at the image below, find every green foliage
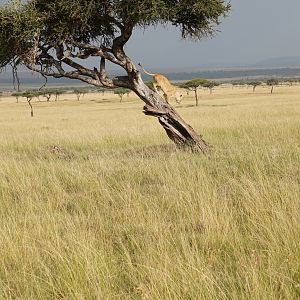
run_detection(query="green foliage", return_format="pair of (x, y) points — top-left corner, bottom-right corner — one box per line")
(180, 78), (209, 90)
(39, 89), (53, 101)
(114, 87), (130, 102)
(0, 2), (44, 67)
(53, 89), (65, 95)
(74, 88), (89, 94)
(249, 81), (262, 87)
(74, 88), (89, 100)
(20, 91), (40, 100)
(202, 80), (220, 89)
(0, 0), (230, 68)
(11, 92), (22, 97)
(266, 79), (279, 86)
(114, 87), (130, 95)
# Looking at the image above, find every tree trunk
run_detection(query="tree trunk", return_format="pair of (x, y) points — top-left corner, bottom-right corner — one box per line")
(132, 76), (209, 153)
(194, 89), (199, 106)
(27, 98), (33, 117)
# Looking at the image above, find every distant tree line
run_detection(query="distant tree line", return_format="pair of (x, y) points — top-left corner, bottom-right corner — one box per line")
(177, 77), (300, 106)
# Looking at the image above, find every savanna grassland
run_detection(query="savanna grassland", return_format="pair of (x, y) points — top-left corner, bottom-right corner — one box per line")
(0, 84), (299, 299)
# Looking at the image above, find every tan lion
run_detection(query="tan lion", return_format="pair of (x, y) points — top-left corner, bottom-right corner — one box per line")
(138, 63), (183, 104)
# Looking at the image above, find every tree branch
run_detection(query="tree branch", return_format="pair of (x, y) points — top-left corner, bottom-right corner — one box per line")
(93, 57), (115, 88)
(112, 23), (135, 71)
(26, 63), (104, 86)
(72, 42), (124, 67)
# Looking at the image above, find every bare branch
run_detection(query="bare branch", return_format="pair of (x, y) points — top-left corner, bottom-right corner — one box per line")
(71, 42), (124, 67)
(25, 64), (103, 87)
(61, 57), (98, 79)
(94, 57), (115, 88)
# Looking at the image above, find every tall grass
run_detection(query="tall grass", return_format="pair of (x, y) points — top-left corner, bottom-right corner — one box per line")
(0, 86), (299, 299)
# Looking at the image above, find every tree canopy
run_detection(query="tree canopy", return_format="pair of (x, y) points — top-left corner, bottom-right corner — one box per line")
(266, 79), (279, 86)
(0, 0), (230, 87)
(180, 79), (209, 90)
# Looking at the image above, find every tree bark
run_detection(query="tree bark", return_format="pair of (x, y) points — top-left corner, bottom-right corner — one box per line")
(132, 75), (209, 153)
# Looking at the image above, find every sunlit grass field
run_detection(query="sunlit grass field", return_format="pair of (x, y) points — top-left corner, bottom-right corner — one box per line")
(0, 85), (300, 299)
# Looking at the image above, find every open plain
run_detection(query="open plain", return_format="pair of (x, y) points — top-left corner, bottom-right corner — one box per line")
(0, 85), (300, 299)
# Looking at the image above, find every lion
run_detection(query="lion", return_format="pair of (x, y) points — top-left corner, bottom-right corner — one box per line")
(138, 63), (183, 104)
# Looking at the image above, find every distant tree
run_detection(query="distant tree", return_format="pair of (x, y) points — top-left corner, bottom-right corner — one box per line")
(203, 81), (220, 94)
(74, 88), (88, 101)
(11, 92), (22, 103)
(248, 81), (262, 93)
(97, 88), (106, 96)
(41, 89), (53, 102)
(114, 87), (130, 102)
(286, 79), (295, 87)
(231, 81), (245, 89)
(20, 92), (39, 117)
(180, 79), (208, 106)
(0, 0), (230, 152)
(53, 89), (64, 101)
(81, 88), (88, 98)
(266, 79), (279, 94)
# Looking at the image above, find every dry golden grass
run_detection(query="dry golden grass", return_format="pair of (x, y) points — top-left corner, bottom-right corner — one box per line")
(0, 85), (299, 299)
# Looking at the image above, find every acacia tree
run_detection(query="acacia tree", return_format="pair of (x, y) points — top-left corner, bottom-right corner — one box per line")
(203, 81), (220, 94)
(0, 0), (230, 153)
(248, 81), (262, 93)
(266, 79), (279, 94)
(97, 88), (107, 96)
(114, 87), (130, 102)
(74, 88), (86, 101)
(54, 89), (64, 101)
(11, 92), (21, 103)
(180, 79), (208, 106)
(41, 89), (53, 102)
(20, 91), (39, 117)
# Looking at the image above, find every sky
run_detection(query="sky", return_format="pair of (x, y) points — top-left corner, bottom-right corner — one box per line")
(1, 0), (300, 70)
(126, 0), (300, 69)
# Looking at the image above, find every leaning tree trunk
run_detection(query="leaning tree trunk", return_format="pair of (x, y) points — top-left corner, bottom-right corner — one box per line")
(131, 74), (209, 153)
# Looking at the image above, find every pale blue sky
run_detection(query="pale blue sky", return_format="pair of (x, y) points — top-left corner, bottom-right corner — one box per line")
(1, 0), (300, 69)
(127, 0), (300, 68)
